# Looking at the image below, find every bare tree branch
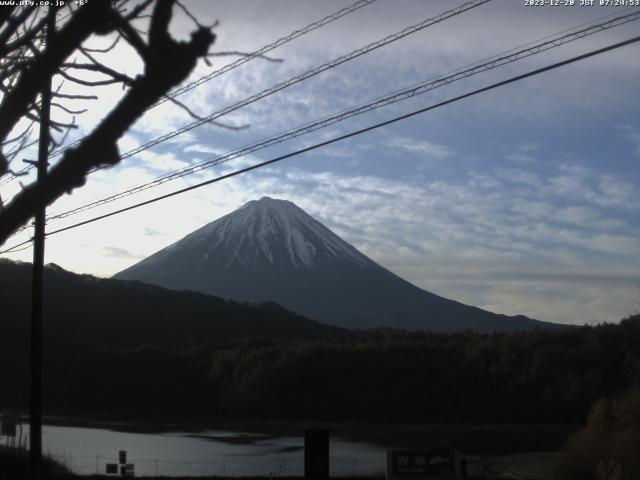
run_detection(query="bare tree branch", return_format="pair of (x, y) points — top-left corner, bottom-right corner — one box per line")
(2, 120), (35, 146)
(0, 2), (118, 175)
(0, 6), (38, 53)
(60, 61), (136, 85)
(57, 69), (124, 87)
(5, 168), (30, 178)
(165, 95), (249, 130)
(52, 92), (99, 100)
(80, 34), (121, 54)
(49, 118), (77, 131)
(2, 13), (48, 57)
(49, 119), (75, 153)
(176, 0), (203, 28)
(122, 0), (156, 21)
(112, 13), (149, 60)
(0, 0), (216, 245)
(51, 102), (87, 115)
(0, 6), (17, 31)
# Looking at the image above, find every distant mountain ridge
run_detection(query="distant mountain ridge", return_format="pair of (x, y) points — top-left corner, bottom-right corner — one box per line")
(115, 197), (554, 332)
(0, 259), (345, 353)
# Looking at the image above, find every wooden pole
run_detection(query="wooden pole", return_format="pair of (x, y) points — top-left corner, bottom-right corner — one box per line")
(29, 6), (54, 473)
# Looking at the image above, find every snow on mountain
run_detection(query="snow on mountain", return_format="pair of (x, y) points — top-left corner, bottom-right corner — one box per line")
(137, 197), (371, 272)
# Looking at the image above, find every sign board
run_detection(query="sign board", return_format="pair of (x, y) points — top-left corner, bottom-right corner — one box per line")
(105, 463), (118, 474)
(386, 451), (462, 480)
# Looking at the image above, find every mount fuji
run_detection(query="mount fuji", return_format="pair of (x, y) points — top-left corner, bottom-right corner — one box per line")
(114, 197), (550, 332)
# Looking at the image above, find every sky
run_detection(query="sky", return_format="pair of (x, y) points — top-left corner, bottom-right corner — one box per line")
(1, 0), (639, 326)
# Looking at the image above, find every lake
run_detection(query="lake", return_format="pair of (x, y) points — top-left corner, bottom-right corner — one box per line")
(14, 422), (387, 477)
(4, 419), (573, 477)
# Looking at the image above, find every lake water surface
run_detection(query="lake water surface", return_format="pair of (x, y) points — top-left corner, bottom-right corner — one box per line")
(5, 420), (570, 476)
(30, 423), (387, 477)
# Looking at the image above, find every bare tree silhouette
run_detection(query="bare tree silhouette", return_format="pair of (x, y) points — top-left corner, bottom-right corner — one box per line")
(0, 0), (216, 245)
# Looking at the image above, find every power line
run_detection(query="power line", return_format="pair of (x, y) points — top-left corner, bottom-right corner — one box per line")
(2, 33), (628, 247)
(0, 166), (29, 184)
(1, 240), (33, 254)
(44, 0), (380, 161)
(385, 5), (640, 103)
(154, 0), (379, 108)
(3, 0), (492, 187)
(109, 0), (492, 162)
(43, 9), (640, 223)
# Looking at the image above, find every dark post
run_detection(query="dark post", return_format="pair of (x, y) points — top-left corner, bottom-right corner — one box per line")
(29, 6), (54, 472)
(304, 429), (329, 480)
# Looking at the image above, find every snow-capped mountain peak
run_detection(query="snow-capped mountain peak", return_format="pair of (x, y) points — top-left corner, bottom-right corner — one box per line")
(146, 197), (371, 270)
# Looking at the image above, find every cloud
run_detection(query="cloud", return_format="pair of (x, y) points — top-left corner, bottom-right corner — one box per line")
(143, 227), (168, 237)
(384, 136), (453, 160)
(543, 164), (640, 211)
(478, 281), (636, 326)
(598, 175), (636, 208)
(506, 143), (539, 163)
(617, 124), (640, 156)
(496, 168), (541, 188)
(510, 200), (555, 219)
(554, 206), (603, 228)
(507, 152), (534, 163)
(103, 247), (145, 260)
(137, 151), (190, 172)
(184, 144), (224, 155)
(277, 165), (638, 260)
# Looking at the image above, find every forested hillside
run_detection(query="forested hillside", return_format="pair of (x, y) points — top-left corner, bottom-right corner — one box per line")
(2, 260), (638, 422)
(3, 315), (639, 422)
(0, 259), (345, 353)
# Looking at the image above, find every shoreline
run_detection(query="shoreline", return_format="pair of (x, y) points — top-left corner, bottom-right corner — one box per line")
(36, 413), (577, 454)
(1, 444), (564, 480)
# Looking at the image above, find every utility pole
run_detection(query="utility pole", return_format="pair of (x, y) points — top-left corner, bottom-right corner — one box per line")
(30, 6), (55, 472)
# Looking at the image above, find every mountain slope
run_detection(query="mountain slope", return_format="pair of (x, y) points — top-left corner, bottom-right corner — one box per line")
(0, 259), (345, 354)
(115, 197), (552, 332)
